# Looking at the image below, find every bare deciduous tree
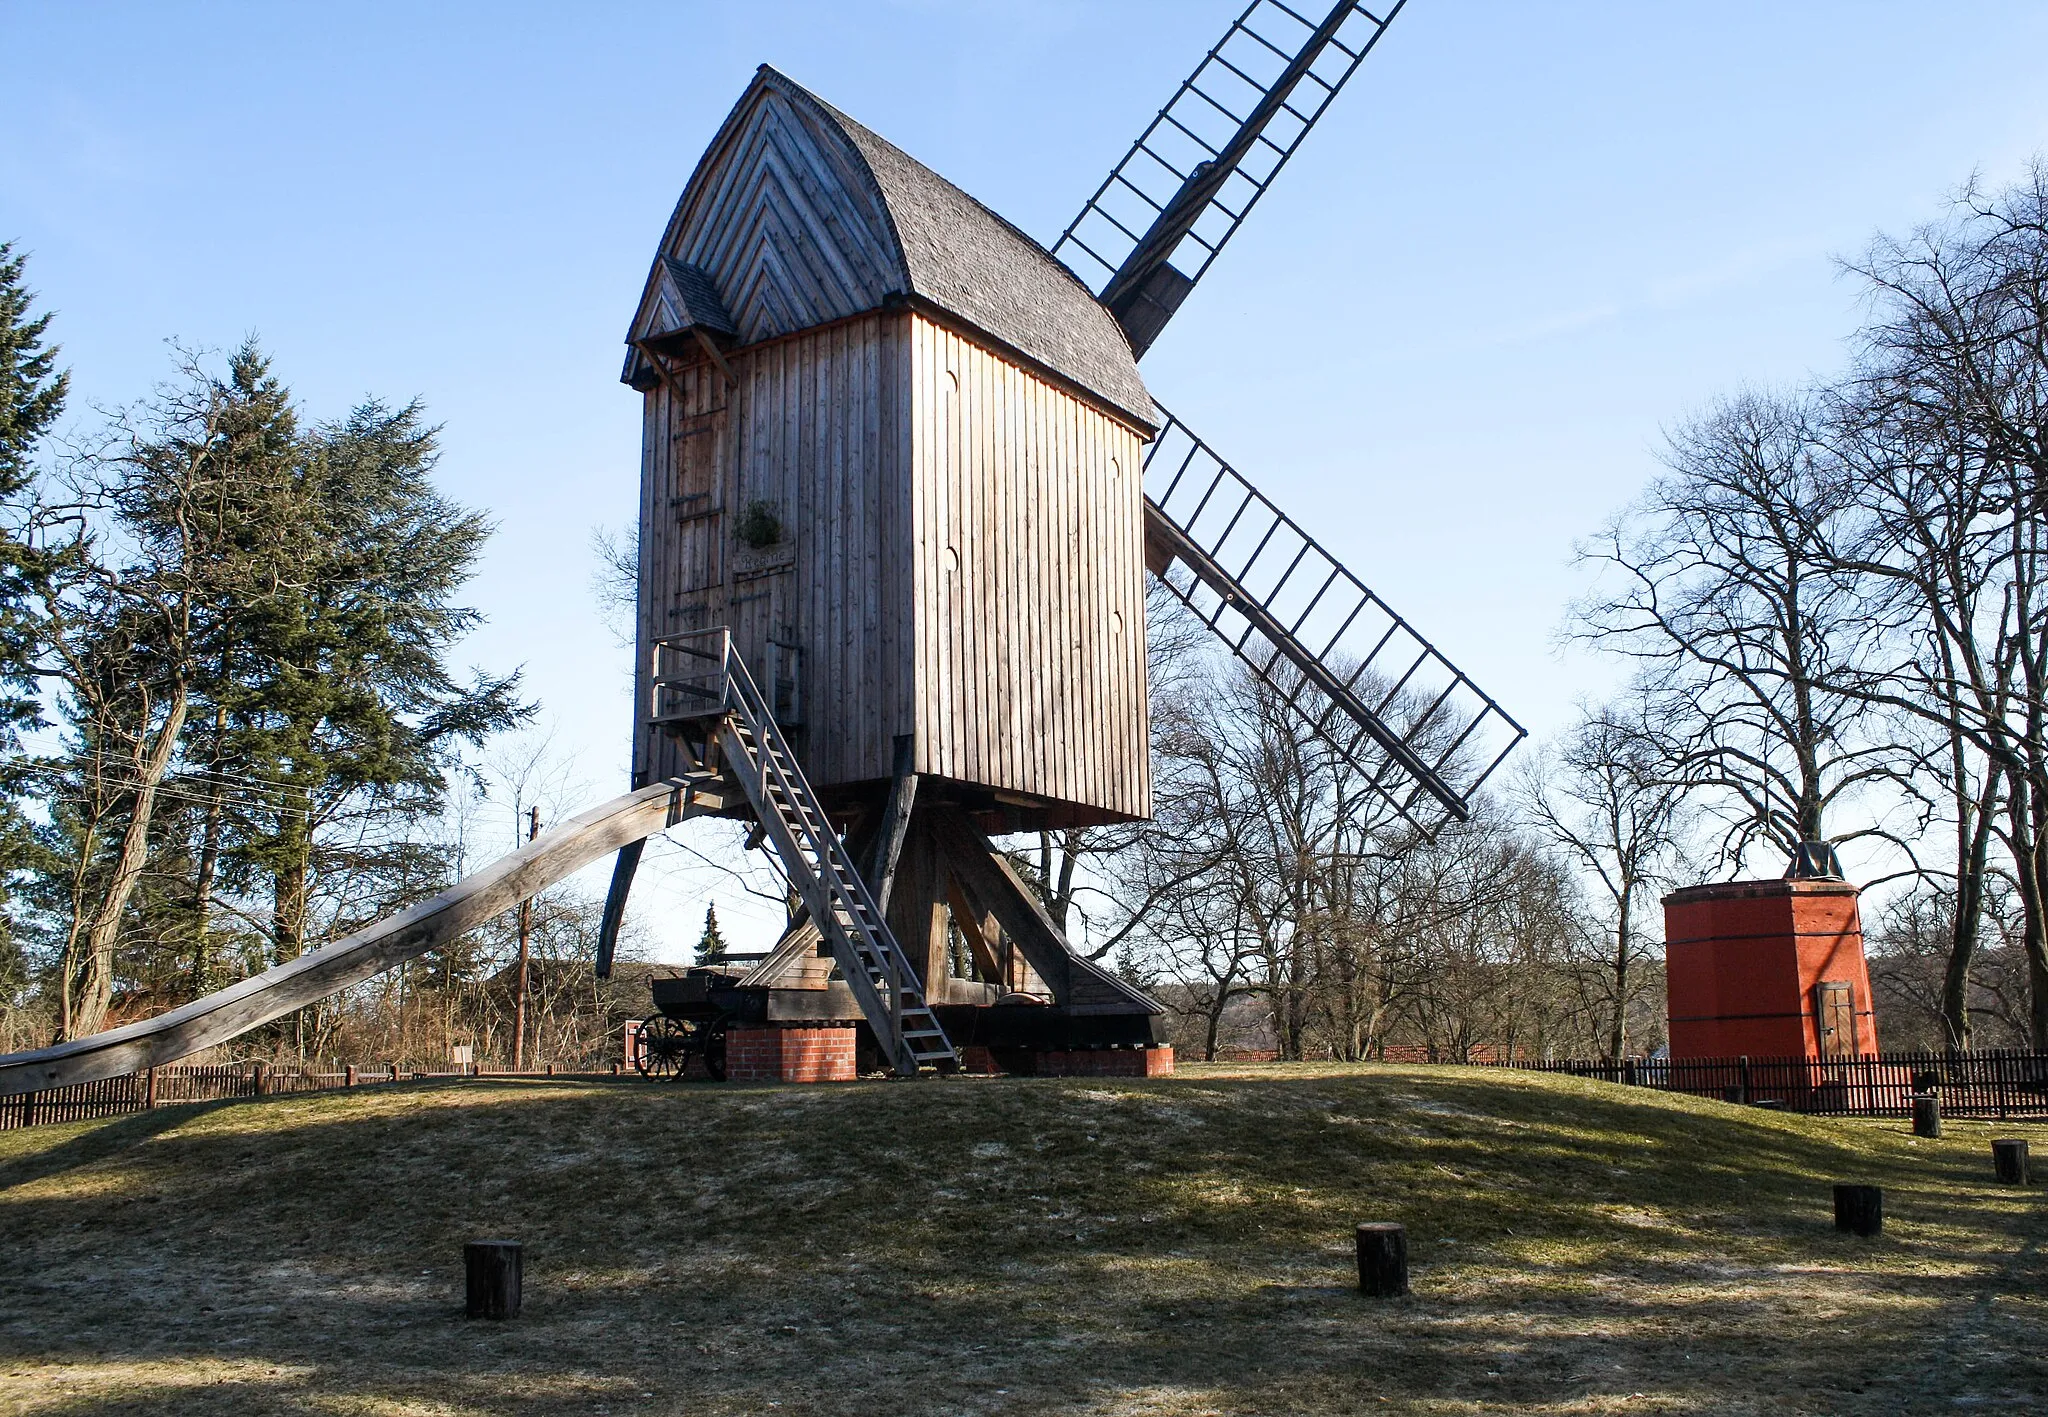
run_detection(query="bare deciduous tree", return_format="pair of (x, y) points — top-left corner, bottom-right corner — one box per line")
(1518, 707), (1691, 1060)
(1827, 162), (2048, 1045)
(1573, 390), (1894, 870)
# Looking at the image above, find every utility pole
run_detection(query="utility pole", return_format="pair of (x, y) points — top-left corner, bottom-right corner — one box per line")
(513, 805), (540, 1071)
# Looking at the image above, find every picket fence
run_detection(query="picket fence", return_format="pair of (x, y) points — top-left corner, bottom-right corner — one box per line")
(1488, 1049), (2048, 1120)
(1, 1060), (622, 1131)
(13, 1049), (2048, 1131)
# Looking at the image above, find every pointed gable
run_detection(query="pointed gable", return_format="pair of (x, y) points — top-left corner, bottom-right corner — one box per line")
(627, 66), (1153, 432)
(679, 78), (901, 338)
(628, 257), (738, 349)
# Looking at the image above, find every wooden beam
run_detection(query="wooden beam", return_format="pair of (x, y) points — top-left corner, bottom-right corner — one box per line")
(865, 734), (918, 914)
(944, 874), (1005, 987)
(735, 911), (825, 989)
(928, 806), (1162, 1017)
(0, 780), (714, 1095)
(691, 327), (739, 389)
(635, 339), (690, 408)
(594, 839), (644, 980)
(879, 811), (950, 995)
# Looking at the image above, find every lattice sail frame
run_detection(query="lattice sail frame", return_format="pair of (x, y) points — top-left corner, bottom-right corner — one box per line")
(1144, 407), (1525, 835)
(1052, 1), (1406, 303)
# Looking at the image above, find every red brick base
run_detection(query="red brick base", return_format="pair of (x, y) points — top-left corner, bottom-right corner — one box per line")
(958, 1045), (1174, 1078)
(724, 1023), (859, 1083)
(1037, 1046), (1174, 1077)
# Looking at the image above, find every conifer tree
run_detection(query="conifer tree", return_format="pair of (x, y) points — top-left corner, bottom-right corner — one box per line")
(0, 242), (67, 718)
(695, 904), (728, 965)
(222, 395), (530, 971)
(36, 345), (295, 1037)
(0, 242), (64, 1023)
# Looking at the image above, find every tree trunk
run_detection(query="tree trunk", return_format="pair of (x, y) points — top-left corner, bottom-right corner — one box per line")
(189, 793), (224, 987)
(1942, 762), (1998, 1050)
(1202, 988), (1226, 1062)
(2025, 782), (2048, 1052)
(271, 786), (313, 965)
(1606, 883), (1633, 1060)
(61, 683), (190, 1040)
(2002, 764), (2048, 1050)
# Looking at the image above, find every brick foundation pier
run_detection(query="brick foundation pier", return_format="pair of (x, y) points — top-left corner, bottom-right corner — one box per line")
(724, 1023), (860, 1083)
(958, 1045), (1174, 1077)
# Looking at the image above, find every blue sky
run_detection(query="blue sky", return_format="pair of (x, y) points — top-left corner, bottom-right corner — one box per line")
(4, 1), (2047, 954)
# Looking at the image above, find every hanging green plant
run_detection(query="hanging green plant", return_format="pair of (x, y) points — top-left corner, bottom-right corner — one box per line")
(736, 499), (783, 549)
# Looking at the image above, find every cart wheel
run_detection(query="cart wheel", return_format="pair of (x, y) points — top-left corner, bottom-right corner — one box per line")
(702, 1021), (729, 1082)
(637, 1016), (690, 1078)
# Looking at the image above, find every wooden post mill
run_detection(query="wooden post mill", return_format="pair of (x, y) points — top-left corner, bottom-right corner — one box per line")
(0, 2), (1525, 1098)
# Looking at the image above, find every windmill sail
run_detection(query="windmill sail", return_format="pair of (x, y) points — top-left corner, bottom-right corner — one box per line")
(1052, 0), (1408, 356)
(1054, 0), (1519, 830)
(1144, 408), (1523, 832)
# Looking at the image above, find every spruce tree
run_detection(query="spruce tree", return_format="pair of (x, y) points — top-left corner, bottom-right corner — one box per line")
(223, 394), (530, 968)
(0, 243), (65, 1012)
(0, 242), (66, 760)
(0, 242), (66, 498)
(695, 904), (728, 965)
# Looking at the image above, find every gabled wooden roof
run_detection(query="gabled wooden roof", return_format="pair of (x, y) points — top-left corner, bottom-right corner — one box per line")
(626, 65), (1154, 432)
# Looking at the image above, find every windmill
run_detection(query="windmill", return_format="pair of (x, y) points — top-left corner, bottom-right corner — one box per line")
(599, 0), (1523, 1079)
(0, 0), (1524, 1096)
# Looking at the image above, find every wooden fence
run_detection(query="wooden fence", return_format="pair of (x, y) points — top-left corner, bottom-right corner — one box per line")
(2, 1060), (625, 1131)
(1489, 1049), (2048, 1120)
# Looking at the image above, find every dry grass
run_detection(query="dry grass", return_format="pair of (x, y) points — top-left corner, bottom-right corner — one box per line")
(0, 1062), (2043, 1415)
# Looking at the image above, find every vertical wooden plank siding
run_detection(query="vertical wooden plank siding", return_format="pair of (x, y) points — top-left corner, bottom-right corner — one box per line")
(634, 314), (915, 791)
(907, 315), (1150, 821)
(634, 310), (1147, 819)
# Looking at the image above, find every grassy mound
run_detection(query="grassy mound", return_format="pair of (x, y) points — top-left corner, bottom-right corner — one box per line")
(2, 1063), (2043, 1415)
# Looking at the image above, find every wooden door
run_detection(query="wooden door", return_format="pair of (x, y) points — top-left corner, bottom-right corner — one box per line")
(668, 395), (726, 634)
(727, 564), (798, 722)
(1816, 980), (1858, 1059)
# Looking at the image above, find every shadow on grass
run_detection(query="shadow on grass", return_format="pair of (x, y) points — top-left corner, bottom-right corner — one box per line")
(0, 1098), (246, 1195)
(1, 1068), (2044, 1415)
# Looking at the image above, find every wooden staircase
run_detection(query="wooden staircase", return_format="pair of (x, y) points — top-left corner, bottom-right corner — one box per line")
(654, 629), (960, 1076)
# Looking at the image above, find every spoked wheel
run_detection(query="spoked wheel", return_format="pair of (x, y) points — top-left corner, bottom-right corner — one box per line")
(637, 1016), (692, 1079)
(701, 1021), (729, 1082)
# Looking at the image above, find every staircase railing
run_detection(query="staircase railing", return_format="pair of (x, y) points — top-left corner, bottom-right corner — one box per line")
(656, 628), (956, 1075)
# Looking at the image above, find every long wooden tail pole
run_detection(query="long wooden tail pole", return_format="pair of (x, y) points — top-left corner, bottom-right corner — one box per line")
(0, 779), (721, 1096)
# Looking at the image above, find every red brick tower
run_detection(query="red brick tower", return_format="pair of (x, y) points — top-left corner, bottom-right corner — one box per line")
(1663, 851), (1879, 1060)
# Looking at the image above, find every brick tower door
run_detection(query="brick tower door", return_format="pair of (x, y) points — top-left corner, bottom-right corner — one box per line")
(1816, 980), (1858, 1059)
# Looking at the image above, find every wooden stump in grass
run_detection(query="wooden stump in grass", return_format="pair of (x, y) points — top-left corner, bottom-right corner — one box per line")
(1992, 1139), (2031, 1185)
(1911, 1092), (1941, 1139)
(1834, 1184), (1883, 1237)
(465, 1240), (523, 1319)
(1355, 1222), (1408, 1297)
